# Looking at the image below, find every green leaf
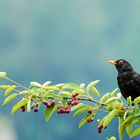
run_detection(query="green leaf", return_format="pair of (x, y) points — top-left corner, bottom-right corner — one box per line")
(45, 104), (59, 122)
(134, 96), (140, 104)
(71, 103), (84, 111)
(105, 104), (113, 111)
(117, 93), (122, 99)
(100, 92), (111, 104)
(89, 87), (100, 97)
(62, 98), (67, 107)
(107, 136), (116, 140)
(127, 96), (132, 105)
(71, 89), (86, 95)
(59, 91), (71, 97)
(132, 117), (140, 125)
(111, 88), (119, 97)
(87, 80), (100, 89)
(78, 114), (93, 128)
(126, 122), (132, 137)
(99, 118), (105, 126)
(73, 106), (90, 117)
(30, 81), (42, 87)
(44, 93), (62, 100)
(80, 83), (85, 88)
(87, 81), (100, 97)
(114, 101), (123, 109)
(30, 88), (40, 96)
(122, 115), (135, 125)
(104, 97), (118, 104)
(3, 93), (18, 105)
(103, 109), (119, 128)
(62, 83), (79, 90)
(55, 83), (64, 88)
(123, 110), (129, 121)
(130, 128), (140, 138)
(118, 117), (126, 140)
(11, 98), (28, 114)
(5, 85), (16, 96)
(27, 99), (31, 112)
(19, 90), (30, 94)
(0, 85), (11, 89)
(42, 81), (52, 86)
(42, 86), (60, 91)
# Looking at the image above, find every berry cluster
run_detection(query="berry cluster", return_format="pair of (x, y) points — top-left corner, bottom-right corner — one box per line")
(86, 109), (93, 123)
(97, 125), (103, 134)
(71, 93), (79, 106)
(57, 108), (70, 114)
(57, 93), (81, 114)
(57, 103), (71, 114)
(31, 102), (39, 112)
(42, 101), (56, 108)
(21, 106), (26, 112)
(87, 117), (93, 123)
(71, 101), (79, 106)
(88, 109), (93, 114)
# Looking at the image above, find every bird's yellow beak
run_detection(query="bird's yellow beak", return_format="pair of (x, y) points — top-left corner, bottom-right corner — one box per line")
(108, 60), (117, 65)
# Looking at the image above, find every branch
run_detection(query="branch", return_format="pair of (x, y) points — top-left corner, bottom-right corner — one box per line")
(0, 71), (140, 140)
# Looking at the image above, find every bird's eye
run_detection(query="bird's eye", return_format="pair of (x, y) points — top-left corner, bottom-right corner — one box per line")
(118, 60), (123, 65)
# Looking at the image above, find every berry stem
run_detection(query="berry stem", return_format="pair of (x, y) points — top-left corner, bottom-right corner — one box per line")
(63, 97), (106, 106)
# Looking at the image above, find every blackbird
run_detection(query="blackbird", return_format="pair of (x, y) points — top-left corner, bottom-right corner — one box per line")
(108, 59), (140, 101)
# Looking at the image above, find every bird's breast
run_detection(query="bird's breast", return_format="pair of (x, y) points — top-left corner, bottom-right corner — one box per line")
(117, 71), (140, 100)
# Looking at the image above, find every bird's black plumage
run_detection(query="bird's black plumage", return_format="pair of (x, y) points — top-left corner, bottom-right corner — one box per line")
(109, 59), (140, 100)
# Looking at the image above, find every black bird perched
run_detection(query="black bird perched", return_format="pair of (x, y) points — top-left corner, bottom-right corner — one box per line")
(108, 59), (140, 101)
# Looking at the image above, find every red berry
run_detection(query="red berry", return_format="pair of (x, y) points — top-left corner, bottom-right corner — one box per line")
(87, 118), (93, 123)
(21, 106), (26, 112)
(57, 110), (61, 114)
(98, 129), (102, 134)
(99, 125), (103, 129)
(65, 106), (69, 110)
(51, 101), (56, 106)
(72, 97), (77, 101)
(46, 102), (51, 108)
(57, 109), (64, 114)
(88, 110), (93, 114)
(34, 108), (39, 112)
(71, 101), (75, 106)
(60, 109), (64, 113)
(31, 103), (35, 109)
(71, 101), (79, 106)
(64, 109), (70, 113)
(31, 106), (34, 109)
(59, 105), (64, 108)
(21, 106), (25, 109)
(97, 125), (103, 134)
(72, 93), (78, 98)
(42, 101), (47, 106)
(36, 102), (39, 107)
(21, 108), (26, 112)
(75, 101), (79, 105)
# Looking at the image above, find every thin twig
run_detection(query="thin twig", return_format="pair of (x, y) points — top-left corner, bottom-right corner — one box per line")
(63, 97), (106, 106)
(4, 76), (30, 91)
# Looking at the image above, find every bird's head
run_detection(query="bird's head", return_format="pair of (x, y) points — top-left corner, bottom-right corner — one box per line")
(108, 59), (133, 72)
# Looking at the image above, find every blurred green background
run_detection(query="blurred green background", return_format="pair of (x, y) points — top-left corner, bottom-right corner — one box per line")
(0, 0), (140, 140)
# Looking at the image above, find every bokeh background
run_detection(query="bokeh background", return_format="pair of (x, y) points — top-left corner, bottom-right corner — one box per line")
(0, 0), (140, 140)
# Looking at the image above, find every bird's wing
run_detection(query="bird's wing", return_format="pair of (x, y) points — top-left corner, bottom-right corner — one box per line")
(133, 72), (140, 85)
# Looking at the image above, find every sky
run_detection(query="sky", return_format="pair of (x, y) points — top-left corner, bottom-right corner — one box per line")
(0, 0), (140, 140)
